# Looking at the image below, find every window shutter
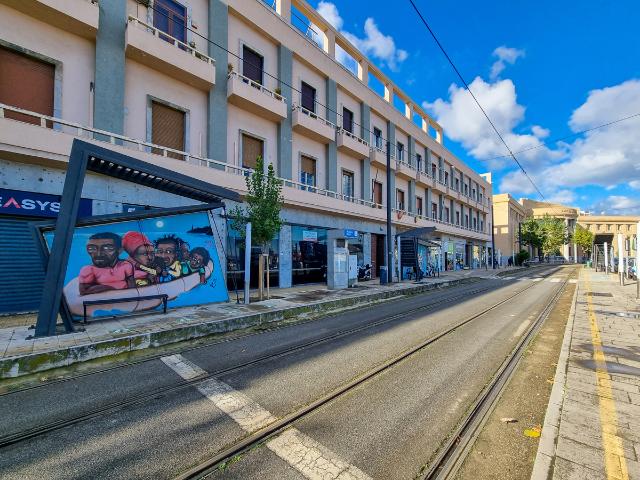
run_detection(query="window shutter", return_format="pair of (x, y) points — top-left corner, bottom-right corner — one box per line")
(0, 46), (54, 126)
(242, 46), (263, 84)
(242, 134), (263, 169)
(151, 101), (185, 160)
(301, 83), (316, 112)
(301, 155), (315, 175)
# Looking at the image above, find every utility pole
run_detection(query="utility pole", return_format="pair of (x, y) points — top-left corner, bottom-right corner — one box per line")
(386, 140), (393, 284)
(244, 222), (251, 304)
(618, 233), (625, 286)
(636, 224), (639, 299)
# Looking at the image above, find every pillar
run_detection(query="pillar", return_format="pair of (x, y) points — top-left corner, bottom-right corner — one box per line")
(408, 135), (415, 168)
(408, 180), (416, 214)
(326, 78), (338, 191)
(277, 45), (293, 179)
(323, 29), (336, 58)
(94, 0), (126, 134)
(275, 0), (291, 21)
(363, 232), (372, 267)
(208, 0), (228, 162)
(278, 224), (292, 288)
(361, 102), (371, 201)
(387, 121), (396, 203)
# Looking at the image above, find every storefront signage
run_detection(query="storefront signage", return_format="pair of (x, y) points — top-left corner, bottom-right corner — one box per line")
(0, 188), (92, 218)
(344, 229), (358, 238)
(302, 230), (318, 242)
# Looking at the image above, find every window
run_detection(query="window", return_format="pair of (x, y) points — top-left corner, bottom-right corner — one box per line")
(0, 46), (54, 126)
(473, 217), (477, 230)
(444, 171), (449, 186)
(455, 178), (460, 191)
(301, 81), (316, 113)
(372, 181), (383, 204)
(373, 127), (383, 149)
(456, 211), (460, 225)
(151, 101), (185, 160)
(342, 170), (354, 198)
(396, 189), (405, 210)
(444, 207), (450, 223)
(464, 183), (468, 196)
(472, 188), (476, 200)
(242, 45), (264, 85)
(416, 197), (423, 216)
(465, 215), (469, 227)
(154, 0), (187, 43)
(241, 133), (263, 169)
(432, 203), (438, 220)
(342, 107), (354, 133)
(480, 220), (484, 231)
(300, 155), (316, 188)
(397, 142), (404, 162)
(416, 154), (422, 171)
(431, 163), (437, 178)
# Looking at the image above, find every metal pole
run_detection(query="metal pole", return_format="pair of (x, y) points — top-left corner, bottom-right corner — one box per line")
(386, 140), (393, 284)
(491, 204), (496, 269)
(618, 233), (624, 286)
(604, 241), (608, 274)
(244, 222), (251, 304)
(636, 225), (639, 299)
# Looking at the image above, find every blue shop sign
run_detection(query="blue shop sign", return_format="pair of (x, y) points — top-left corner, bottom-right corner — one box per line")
(0, 188), (92, 218)
(344, 229), (359, 239)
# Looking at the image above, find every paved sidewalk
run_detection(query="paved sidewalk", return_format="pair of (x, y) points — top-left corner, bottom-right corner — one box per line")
(533, 269), (640, 480)
(0, 265), (536, 379)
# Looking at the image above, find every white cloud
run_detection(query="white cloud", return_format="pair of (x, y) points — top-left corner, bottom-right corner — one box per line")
(423, 76), (559, 170)
(546, 189), (577, 205)
(593, 195), (640, 215)
(531, 125), (550, 139)
(315, 2), (408, 71)
(630, 180), (640, 189)
(490, 46), (525, 80)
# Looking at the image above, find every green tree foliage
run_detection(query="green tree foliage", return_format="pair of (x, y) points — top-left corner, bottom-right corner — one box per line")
(573, 224), (594, 256)
(539, 215), (569, 256)
(229, 156), (283, 252)
(520, 218), (543, 250)
(515, 249), (530, 266)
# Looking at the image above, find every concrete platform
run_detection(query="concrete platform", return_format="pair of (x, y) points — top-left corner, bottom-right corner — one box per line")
(532, 269), (640, 480)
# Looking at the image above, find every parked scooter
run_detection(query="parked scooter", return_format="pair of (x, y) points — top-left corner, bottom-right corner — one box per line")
(358, 264), (372, 281)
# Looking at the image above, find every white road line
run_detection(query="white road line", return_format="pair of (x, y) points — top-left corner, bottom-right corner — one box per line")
(162, 354), (372, 480)
(502, 276), (515, 280)
(569, 279), (577, 284)
(531, 277), (542, 282)
(549, 278), (562, 283)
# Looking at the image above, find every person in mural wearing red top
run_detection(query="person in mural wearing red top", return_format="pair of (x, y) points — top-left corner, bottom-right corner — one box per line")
(122, 231), (162, 287)
(79, 232), (135, 295)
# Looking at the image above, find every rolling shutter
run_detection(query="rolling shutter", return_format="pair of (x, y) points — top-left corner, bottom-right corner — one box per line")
(0, 46), (54, 126)
(0, 219), (46, 314)
(242, 134), (263, 169)
(151, 101), (185, 160)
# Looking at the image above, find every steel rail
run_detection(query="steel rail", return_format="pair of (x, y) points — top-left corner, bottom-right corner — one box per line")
(0, 269), (552, 449)
(421, 270), (574, 479)
(173, 267), (568, 479)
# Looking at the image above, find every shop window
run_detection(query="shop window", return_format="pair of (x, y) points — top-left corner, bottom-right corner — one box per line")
(0, 46), (54, 126)
(301, 81), (316, 113)
(154, 0), (187, 43)
(151, 101), (185, 160)
(291, 226), (328, 285)
(242, 45), (264, 85)
(227, 222), (279, 289)
(242, 133), (263, 170)
(300, 155), (316, 188)
(396, 189), (405, 210)
(342, 107), (354, 133)
(416, 196), (423, 216)
(342, 170), (354, 198)
(373, 181), (383, 205)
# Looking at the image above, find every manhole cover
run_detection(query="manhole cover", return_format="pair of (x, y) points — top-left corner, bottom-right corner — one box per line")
(585, 292), (613, 297)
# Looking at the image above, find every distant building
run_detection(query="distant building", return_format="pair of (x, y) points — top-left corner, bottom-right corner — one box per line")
(491, 193), (526, 264)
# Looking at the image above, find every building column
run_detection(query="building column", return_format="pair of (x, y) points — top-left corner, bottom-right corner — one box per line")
(363, 232), (371, 267)
(387, 121), (396, 206)
(325, 78), (338, 191)
(277, 45), (293, 179)
(408, 135), (415, 168)
(426, 187), (432, 218)
(360, 102), (371, 202)
(278, 224), (292, 288)
(408, 180), (416, 214)
(208, 0), (228, 162)
(94, 0), (126, 134)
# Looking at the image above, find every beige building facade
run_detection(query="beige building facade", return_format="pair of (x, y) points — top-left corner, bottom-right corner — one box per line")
(578, 216), (639, 259)
(492, 193), (526, 264)
(0, 0), (492, 313)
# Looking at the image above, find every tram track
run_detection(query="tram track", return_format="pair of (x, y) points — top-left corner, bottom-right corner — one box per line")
(172, 267), (572, 479)
(0, 267), (557, 451)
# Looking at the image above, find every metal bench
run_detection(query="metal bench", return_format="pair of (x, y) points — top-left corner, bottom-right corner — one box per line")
(82, 294), (168, 324)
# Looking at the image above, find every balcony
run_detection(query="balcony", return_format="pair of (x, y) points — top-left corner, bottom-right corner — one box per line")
(336, 129), (370, 159)
(227, 72), (287, 121)
(2, 0), (99, 39)
(370, 147), (394, 170)
(125, 16), (216, 90)
(395, 160), (414, 180)
(291, 105), (335, 144)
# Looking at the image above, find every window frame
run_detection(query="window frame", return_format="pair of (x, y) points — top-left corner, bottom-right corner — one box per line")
(342, 107), (354, 133)
(239, 130), (266, 170)
(241, 44), (265, 85)
(300, 81), (316, 113)
(341, 169), (355, 198)
(146, 95), (190, 154)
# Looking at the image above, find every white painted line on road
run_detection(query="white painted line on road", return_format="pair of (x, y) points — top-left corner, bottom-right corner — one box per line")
(502, 276), (515, 280)
(549, 278), (562, 283)
(162, 354), (372, 480)
(531, 278), (543, 282)
(569, 279), (577, 284)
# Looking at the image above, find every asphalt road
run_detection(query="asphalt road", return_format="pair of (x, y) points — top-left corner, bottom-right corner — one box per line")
(0, 266), (572, 479)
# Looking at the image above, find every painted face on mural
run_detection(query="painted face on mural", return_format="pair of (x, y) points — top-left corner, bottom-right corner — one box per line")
(190, 252), (205, 269)
(133, 244), (155, 267)
(155, 241), (177, 266)
(86, 237), (120, 268)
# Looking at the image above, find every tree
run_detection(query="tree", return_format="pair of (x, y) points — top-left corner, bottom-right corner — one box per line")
(573, 224), (594, 260)
(520, 217), (543, 253)
(229, 156), (283, 300)
(539, 215), (569, 256)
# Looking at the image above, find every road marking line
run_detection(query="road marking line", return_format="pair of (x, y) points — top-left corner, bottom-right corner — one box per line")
(585, 272), (629, 480)
(531, 278), (543, 282)
(569, 279), (577, 284)
(549, 278), (562, 283)
(162, 354), (372, 480)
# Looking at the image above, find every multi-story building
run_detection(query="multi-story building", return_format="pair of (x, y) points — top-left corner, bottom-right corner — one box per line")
(578, 215), (638, 260)
(492, 193), (526, 265)
(520, 199), (580, 260)
(0, 0), (492, 314)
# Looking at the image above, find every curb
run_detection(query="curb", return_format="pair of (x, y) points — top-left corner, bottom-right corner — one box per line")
(0, 277), (478, 379)
(530, 269), (580, 479)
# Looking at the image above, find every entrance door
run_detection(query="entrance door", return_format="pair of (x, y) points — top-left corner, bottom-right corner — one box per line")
(374, 234), (385, 278)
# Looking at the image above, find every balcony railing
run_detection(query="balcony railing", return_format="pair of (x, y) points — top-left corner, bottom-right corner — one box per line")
(228, 71), (286, 103)
(292, 104), (336, 129)
(338, 128), (369, 147)
(127, 16), (214, 66)
(0, 103), (489, 237)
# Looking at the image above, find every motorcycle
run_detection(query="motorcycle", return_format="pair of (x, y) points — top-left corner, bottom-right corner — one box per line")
(358, 263), (372, 281)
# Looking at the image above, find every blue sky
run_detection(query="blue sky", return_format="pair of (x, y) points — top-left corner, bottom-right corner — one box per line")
(311, 0), (640, 214)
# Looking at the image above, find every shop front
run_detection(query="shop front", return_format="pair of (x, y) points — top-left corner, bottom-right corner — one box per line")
(291, 225), (328, 285)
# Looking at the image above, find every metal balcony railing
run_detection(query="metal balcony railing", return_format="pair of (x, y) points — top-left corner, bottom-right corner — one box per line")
(292, 104), (336, 129)
(228, 71), (286, 103)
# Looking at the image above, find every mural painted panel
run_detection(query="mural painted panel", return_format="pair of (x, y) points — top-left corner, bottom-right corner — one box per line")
(43, 211), (228, 319)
